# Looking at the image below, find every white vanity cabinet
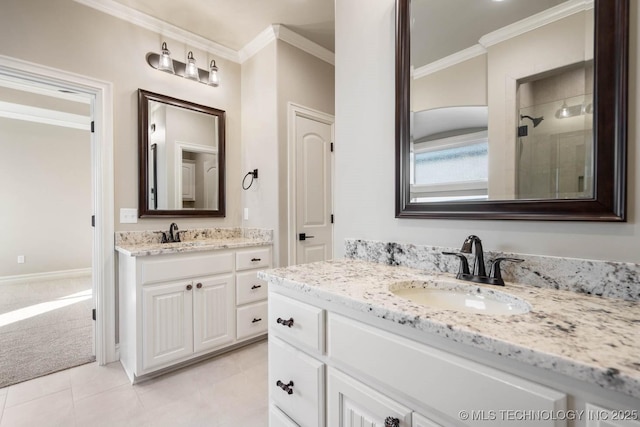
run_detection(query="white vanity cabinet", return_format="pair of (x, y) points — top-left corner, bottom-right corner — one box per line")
(267, 291), (570, 427)
(268, 293), (326, 427)
(118, 245), (271, 382)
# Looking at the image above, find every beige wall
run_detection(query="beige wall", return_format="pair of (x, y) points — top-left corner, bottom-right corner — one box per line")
(241, 41), (279, 259)
(0, 118), (92, 276)
(242, 39), (335, 267)
(412, 54), (487, 112)
(0, 0), (242, 236)
(276, 40), (335, 266)
(334, 0), (639, 263)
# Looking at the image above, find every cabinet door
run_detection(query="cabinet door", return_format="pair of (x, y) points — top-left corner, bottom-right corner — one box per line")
(142, 281), (194, 370)
(328, 367), (412, 427)
(193, 275), (235, 353)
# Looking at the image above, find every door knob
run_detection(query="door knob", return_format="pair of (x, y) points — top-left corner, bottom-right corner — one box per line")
(299, 233), (315, 241)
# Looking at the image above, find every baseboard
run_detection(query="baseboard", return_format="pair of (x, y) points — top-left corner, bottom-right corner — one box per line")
(0, 267), (92, 285)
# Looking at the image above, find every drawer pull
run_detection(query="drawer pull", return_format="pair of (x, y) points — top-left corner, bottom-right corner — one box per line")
(276, 380), (294, 395)
(276, 317), (294, 328)
(252, 318), (262, 323)
(250, 284), (262, 290)
(384, 417), (400, 427)
(251, 257), (262, 262)
(186, 284), (192, 291)
(196, 282), (202, 289)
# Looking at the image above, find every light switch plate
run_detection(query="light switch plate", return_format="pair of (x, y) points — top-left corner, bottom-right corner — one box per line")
(120, 208), (138, 223)
(243, 208), (249, 220)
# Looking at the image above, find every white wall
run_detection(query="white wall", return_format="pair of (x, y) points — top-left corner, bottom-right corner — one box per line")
(0, 118), (92, 276)
(334, 0), (639, 263)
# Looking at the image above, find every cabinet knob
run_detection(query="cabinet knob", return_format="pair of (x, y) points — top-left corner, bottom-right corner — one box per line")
(252, 318), (262, 323)
(250, 284), (262, 290)
(251, 257), (261, 262)
(196, 282), (203, 289)
(384, 417), (400, 427)
(186, 284), (192, 291)
(276, 317), (294, 328)
(276, 380), (294, 395)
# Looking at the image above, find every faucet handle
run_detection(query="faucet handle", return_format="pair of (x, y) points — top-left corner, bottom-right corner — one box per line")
(489, 257), (524, 283)
(442, 252), (470, 277)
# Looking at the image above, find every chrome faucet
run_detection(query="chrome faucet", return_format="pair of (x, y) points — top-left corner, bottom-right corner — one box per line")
(443, 235), (523, 286)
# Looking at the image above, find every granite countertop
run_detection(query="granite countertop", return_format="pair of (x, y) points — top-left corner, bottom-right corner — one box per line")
(115, 227), (272, 256)
(116, 237), (272, 256)
(259, 259), (640, 400)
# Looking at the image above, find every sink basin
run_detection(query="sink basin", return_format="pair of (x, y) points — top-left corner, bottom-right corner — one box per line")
(390, 281), (531, 315)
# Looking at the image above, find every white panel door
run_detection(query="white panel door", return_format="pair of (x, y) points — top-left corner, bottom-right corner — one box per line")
(142, 281), (193, 370)
(328, 367), (412, 427)
(295, 114), (333, 264)
(193, 275), (234, 353)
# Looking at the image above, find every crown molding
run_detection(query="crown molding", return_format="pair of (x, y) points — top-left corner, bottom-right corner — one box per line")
(414, 44), (486, 79)
(73, 0), (240, 63)
(273, 25), (335, 65)
(479, 0), (594, 48)
(238, 26), (278, 63)
(73, 0), (335, 66)
(414, 0), (593, 79)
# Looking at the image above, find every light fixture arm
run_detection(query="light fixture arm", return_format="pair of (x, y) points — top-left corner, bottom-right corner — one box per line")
(146, 45), (220, 87)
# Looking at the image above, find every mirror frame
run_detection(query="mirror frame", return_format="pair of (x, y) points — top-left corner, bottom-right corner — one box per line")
(138, 89), (226, 218)
(396, 0), (628, 221)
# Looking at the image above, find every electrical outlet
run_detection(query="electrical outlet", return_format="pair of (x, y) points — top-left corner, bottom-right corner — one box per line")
(120, 208), (138, 224)
(17, 255), (25, 264)
(243, 208), (249, 220)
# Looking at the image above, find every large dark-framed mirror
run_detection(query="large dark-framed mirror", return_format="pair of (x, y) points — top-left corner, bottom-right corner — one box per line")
(396, 0), (628, 221)
(138, 89), (226, 217)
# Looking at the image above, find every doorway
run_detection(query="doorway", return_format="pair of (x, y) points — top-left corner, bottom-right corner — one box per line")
(287, 103), (335, 265)
(0, 55), (116, 378)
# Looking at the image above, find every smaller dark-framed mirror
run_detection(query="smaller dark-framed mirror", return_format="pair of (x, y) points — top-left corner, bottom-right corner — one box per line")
(138, 89), (225, 217)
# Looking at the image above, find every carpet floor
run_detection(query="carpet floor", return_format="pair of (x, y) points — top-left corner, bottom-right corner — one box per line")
(0, 275), (95, 388)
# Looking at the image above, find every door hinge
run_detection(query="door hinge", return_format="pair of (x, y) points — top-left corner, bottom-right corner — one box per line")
(90, 121), (95, 133)
(330, 142), (334, 152)
(92, 308), (96, 321)
(331, 214), (334, 224)
(91, 215), (95, 227)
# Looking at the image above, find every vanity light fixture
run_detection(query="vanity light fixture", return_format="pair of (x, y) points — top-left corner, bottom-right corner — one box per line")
(146, 42), (221, 87)
(208, 60), (220, 87)
(184, 51), (200, 81)
(157, 42), (175, 74)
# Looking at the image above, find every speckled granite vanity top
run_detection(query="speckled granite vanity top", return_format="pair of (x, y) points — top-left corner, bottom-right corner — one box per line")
(115, 227), (272, 256)
(259, 259), (640, 399)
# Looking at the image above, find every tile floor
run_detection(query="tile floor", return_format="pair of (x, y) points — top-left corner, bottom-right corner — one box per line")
(0, 339), (268, 427)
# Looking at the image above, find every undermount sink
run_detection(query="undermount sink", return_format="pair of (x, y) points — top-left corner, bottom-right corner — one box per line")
(390, 280), (531, 315)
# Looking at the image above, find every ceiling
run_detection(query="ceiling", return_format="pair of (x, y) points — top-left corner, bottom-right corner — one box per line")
(112, 0), (335, 53)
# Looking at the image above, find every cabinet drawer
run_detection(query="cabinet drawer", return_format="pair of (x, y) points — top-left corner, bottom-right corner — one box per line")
(269, 293), (324, 353)
(140, 252), (233, 284)
(269, 337), (324, 427)
(328, 313), (567, 426)
(236, 271), (268, 305)
(236, 247), (271, 271)
(236, 301), (268, 340)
